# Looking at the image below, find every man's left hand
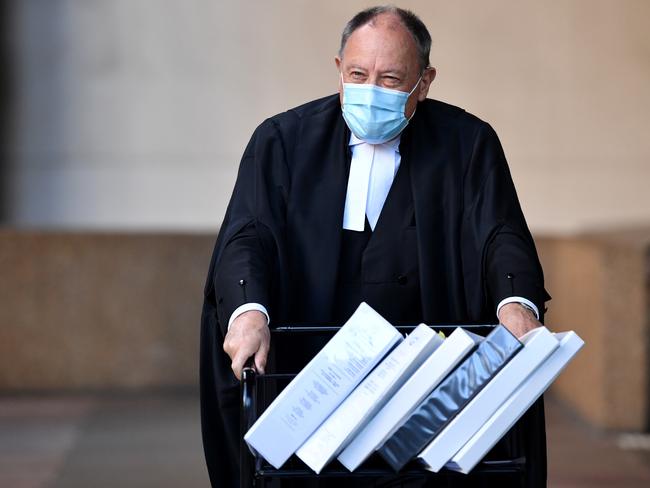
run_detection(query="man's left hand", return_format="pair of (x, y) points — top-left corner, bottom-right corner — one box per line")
(498, 302), (541, 338)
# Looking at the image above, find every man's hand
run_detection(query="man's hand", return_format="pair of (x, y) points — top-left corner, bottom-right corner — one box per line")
(223, 310), (270, 380)
(498, 302), (541, 338)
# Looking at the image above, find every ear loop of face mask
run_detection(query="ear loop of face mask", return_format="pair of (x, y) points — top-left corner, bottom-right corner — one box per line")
(405, 76), (421, 121)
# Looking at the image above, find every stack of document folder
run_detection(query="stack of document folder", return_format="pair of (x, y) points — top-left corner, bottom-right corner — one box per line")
(244, 302), (584, 475)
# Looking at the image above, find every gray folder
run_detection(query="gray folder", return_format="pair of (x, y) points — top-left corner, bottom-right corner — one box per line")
(377, 324), (522, 471)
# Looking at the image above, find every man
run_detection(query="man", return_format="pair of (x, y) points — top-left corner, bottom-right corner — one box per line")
(201, 6), (550, 487)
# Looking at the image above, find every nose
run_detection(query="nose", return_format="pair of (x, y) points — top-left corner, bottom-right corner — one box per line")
(365, 73), (380, 86)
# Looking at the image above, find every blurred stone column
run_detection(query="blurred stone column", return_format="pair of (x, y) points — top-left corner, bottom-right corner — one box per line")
(4, 0), (249, 230)
(0, 0), (11, 221)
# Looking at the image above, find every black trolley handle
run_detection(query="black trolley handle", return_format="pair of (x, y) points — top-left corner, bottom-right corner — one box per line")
(240, 357), (258, 487)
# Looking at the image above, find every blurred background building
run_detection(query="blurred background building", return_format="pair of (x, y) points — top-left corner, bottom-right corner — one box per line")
(1, 1), (649, 486)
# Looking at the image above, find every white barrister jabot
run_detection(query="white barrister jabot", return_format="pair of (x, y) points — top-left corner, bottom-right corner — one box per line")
(342, 133), (401, 231)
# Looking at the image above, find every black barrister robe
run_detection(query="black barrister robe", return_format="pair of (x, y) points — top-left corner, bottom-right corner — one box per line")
(200, 94), (551, 487)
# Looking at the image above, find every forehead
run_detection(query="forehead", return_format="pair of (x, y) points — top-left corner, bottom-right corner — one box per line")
(341, 15), (419, 73)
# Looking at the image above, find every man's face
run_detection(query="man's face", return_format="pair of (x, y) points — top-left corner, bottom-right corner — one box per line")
(335, 13), (435, 119)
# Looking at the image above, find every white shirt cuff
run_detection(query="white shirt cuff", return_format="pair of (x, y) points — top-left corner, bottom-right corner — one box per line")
(228, 303), (270, 331)
(496, 296), (540, 320)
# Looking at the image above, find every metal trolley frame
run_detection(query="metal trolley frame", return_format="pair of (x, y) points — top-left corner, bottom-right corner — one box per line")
(240, 325), (525, 487)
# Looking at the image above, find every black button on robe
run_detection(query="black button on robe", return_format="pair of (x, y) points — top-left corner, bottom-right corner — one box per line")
(200, 94), (550, 487)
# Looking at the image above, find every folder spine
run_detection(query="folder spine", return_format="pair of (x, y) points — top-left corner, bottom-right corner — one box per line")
(337, 327), (482, 472)
(377, 325), (522, 471)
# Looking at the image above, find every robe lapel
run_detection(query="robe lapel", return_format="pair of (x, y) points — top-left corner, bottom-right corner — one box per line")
(364, 152), (414, 253)
(406, 109), (468, 322)
(287, 109), (350, 322)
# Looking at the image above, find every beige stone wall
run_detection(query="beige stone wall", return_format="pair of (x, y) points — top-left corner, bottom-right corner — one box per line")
(1, 230), (648, 431)
(6, 0), (650, 234)
(0, 230), (214, 389)
(538, 230), (650, 430)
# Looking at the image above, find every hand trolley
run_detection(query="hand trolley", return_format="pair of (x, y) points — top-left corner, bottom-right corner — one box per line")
(240, 324), (526, 487)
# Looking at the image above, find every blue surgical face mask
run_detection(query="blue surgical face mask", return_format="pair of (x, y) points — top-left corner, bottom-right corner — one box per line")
(340, 74), (421, 144)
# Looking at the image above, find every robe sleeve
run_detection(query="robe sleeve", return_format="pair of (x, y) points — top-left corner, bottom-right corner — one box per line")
(463, 123), (550, 319)
(206, 117), (292, 337)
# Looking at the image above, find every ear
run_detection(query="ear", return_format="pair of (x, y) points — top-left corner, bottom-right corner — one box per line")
(417, 67), (436, 101)
(335, 56), (344, 100)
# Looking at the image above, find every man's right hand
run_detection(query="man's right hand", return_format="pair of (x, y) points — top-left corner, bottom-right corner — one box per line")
(223, 310), (270, 380)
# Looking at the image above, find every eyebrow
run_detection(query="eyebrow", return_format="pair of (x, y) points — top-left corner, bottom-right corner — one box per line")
(345, 65), (407, 78)
(346, 64), (368, 72)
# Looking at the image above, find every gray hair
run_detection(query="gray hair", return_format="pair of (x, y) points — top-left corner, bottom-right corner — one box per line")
(339, 6), (432, 72)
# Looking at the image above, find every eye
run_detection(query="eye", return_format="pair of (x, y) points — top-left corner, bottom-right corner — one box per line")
(382, 75), (401, 87)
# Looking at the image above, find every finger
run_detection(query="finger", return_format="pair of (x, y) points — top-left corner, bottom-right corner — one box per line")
(231, 350), (250, 381)
(223, 333), (236, 358)
(231, 337), (260, 379)
(254, 346), (269, 375)
(255, 332), (271, 374)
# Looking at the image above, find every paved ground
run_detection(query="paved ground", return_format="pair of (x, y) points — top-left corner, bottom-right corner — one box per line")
(545, 397), (650, 487)
(1, 392), (649, 487)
